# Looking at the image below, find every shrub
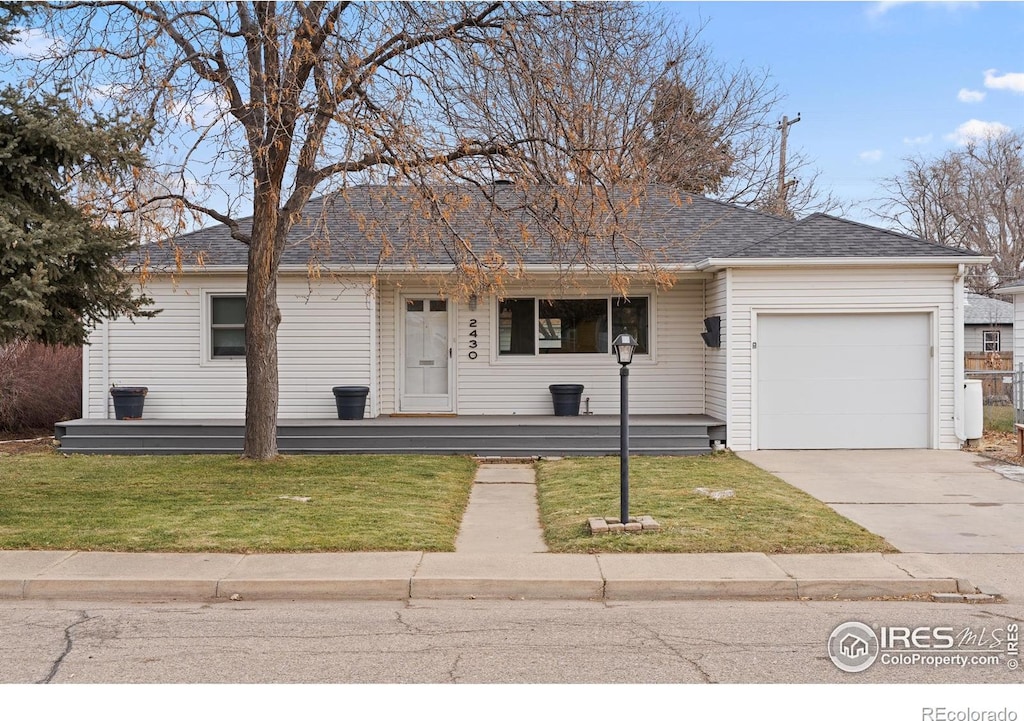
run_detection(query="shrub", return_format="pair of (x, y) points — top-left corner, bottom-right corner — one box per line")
(0, 341), (82, 433)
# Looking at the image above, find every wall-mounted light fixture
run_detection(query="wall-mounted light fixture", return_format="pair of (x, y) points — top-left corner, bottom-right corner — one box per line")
(468, 294), (478, 311)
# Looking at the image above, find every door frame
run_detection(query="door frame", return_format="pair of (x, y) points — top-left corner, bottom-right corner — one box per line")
(397, 292), (457, 413)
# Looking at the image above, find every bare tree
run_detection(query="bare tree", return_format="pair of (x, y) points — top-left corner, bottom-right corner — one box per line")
(877, 131), (1024, 293)
(22, 2), (831, 459)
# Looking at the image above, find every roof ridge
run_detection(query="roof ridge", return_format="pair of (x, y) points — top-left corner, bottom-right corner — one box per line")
(720, 211), (980, 258)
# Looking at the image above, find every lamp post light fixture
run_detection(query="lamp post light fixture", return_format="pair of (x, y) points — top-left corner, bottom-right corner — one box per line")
(613, 333), (638, 526)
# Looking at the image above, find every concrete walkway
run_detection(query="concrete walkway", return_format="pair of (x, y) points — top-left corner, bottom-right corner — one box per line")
(456, 463), (547, 554)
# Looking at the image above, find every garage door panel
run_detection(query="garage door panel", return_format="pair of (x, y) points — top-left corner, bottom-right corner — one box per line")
(758, 379), (930, 415)
(759, 345), (928, 380)
(756, 313), (931, 449)
(758, 412), (930, 449)
(761, 313), (930, 346)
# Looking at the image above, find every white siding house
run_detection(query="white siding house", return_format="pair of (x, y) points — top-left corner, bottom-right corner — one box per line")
(995, 283), (1024, 364)
(77, 188), (990, 452)
(963, 291), (1013, 354)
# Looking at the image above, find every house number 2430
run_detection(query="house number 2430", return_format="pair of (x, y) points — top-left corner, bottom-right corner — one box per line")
(467, 318), (479, 359)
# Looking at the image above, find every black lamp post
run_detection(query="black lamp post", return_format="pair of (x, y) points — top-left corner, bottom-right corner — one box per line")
(613, 333), (638, 526)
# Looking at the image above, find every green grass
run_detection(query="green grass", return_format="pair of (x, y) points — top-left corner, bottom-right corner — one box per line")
(984, 405), (1016, 433)
(536, 453), (894, 553)
(0, 452), (476, 552)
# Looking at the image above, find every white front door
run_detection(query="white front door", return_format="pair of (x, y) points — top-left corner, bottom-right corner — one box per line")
(400, 297), (454, 412)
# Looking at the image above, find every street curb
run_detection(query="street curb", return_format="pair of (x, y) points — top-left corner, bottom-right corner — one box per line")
(0, 550), (974, 603)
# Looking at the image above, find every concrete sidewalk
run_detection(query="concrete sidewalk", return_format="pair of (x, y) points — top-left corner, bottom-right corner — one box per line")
(0, 549), (986, 602)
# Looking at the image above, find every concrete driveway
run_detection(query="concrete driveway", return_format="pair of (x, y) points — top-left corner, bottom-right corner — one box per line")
(738, 449), (1024, 553)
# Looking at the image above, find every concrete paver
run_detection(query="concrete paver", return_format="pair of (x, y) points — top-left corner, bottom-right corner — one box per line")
(413, 553), (603, 600)
(598, 553), (794, 600)
(455, 463), (547, 554)
(221, 552), (423, 600)
(768, 552), (961, 599)
(472, 464), (537, 484)
(0, 551), (77, 599)
(22, 551), (244, 600)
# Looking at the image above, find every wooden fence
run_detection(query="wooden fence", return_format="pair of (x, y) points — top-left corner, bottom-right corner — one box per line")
(965, 352), (1014, 402)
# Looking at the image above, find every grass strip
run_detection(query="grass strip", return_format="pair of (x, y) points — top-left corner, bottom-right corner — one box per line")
(0, 452), (476, 552)
(536, 453), (894, 553)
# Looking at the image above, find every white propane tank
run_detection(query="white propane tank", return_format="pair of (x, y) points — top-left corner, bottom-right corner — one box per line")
(963, 379), (984, 440)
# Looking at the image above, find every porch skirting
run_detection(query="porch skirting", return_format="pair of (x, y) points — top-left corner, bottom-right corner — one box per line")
(55, 415), (725, 456)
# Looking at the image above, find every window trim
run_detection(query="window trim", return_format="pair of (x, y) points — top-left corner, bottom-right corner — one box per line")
(494, 294), (655, 362)
(201, 291), (247, 365)
(983, 329), (1001, 352)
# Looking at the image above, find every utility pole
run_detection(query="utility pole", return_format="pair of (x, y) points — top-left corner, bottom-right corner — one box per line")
(776, 113), (801, 217)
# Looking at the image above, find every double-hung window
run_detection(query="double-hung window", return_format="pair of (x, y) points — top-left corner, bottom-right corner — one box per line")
(498, 296), (649, 356)
(983, 330), (1001, 352)
(210, 295), (246, 358)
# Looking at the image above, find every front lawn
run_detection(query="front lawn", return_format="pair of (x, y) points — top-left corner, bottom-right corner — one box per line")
(535, 453), (893, 553)
(0, 452), (476, 552)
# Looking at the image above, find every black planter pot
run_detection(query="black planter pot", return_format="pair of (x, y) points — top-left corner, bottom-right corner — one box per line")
(110, 386), (148, 420)
(549, 384), (584, 416)
(332, 386), (370, 420)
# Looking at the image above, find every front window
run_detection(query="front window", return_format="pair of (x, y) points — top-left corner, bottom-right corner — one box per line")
(983, 330), (1001, 352)
(498, 296), (649, 356)
(210, 295), (246, 358)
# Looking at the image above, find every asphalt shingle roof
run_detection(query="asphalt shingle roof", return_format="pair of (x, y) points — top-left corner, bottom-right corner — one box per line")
(964, 292), (1013, 325)
(722, 213), (981, 259)
(137, 185), (982, 271)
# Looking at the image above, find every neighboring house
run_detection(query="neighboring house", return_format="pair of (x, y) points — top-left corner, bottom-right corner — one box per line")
(963, 291), (1014, 355)
(73, 187), (989, 452)
(995, 281), (1024, 364)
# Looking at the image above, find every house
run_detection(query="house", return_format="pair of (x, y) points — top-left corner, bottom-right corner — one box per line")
(964, 291), (1013, 355)
(61, 186), (989, 454)
(995, 281), (1024, 368)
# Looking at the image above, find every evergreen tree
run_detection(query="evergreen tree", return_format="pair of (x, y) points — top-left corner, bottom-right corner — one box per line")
(0, 8), (154, 345)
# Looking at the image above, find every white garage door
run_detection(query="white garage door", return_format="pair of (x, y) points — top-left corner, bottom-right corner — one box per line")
(757, 313), (931, 449)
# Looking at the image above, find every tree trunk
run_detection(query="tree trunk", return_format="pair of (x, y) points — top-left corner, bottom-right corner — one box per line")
(242, 199), (283, 460)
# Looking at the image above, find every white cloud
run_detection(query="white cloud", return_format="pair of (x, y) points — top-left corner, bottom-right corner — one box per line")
(957, 88), (986, 103)
(4, 28), (64, 59)
(866, 1), (905, 18)
(867, 1), (978, 19)
(903, 134), (934, 145)
(945, 119), (1011, 145)
(859, 149), (884, 163)
(984, 69), (1024, 94)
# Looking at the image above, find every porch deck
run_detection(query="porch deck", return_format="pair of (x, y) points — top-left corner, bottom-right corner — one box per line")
(55, 414), (726, 456)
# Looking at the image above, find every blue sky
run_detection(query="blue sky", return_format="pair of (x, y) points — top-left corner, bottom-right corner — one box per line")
(664, 1), (1024, 222)
(5, 2), (1021, 227)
